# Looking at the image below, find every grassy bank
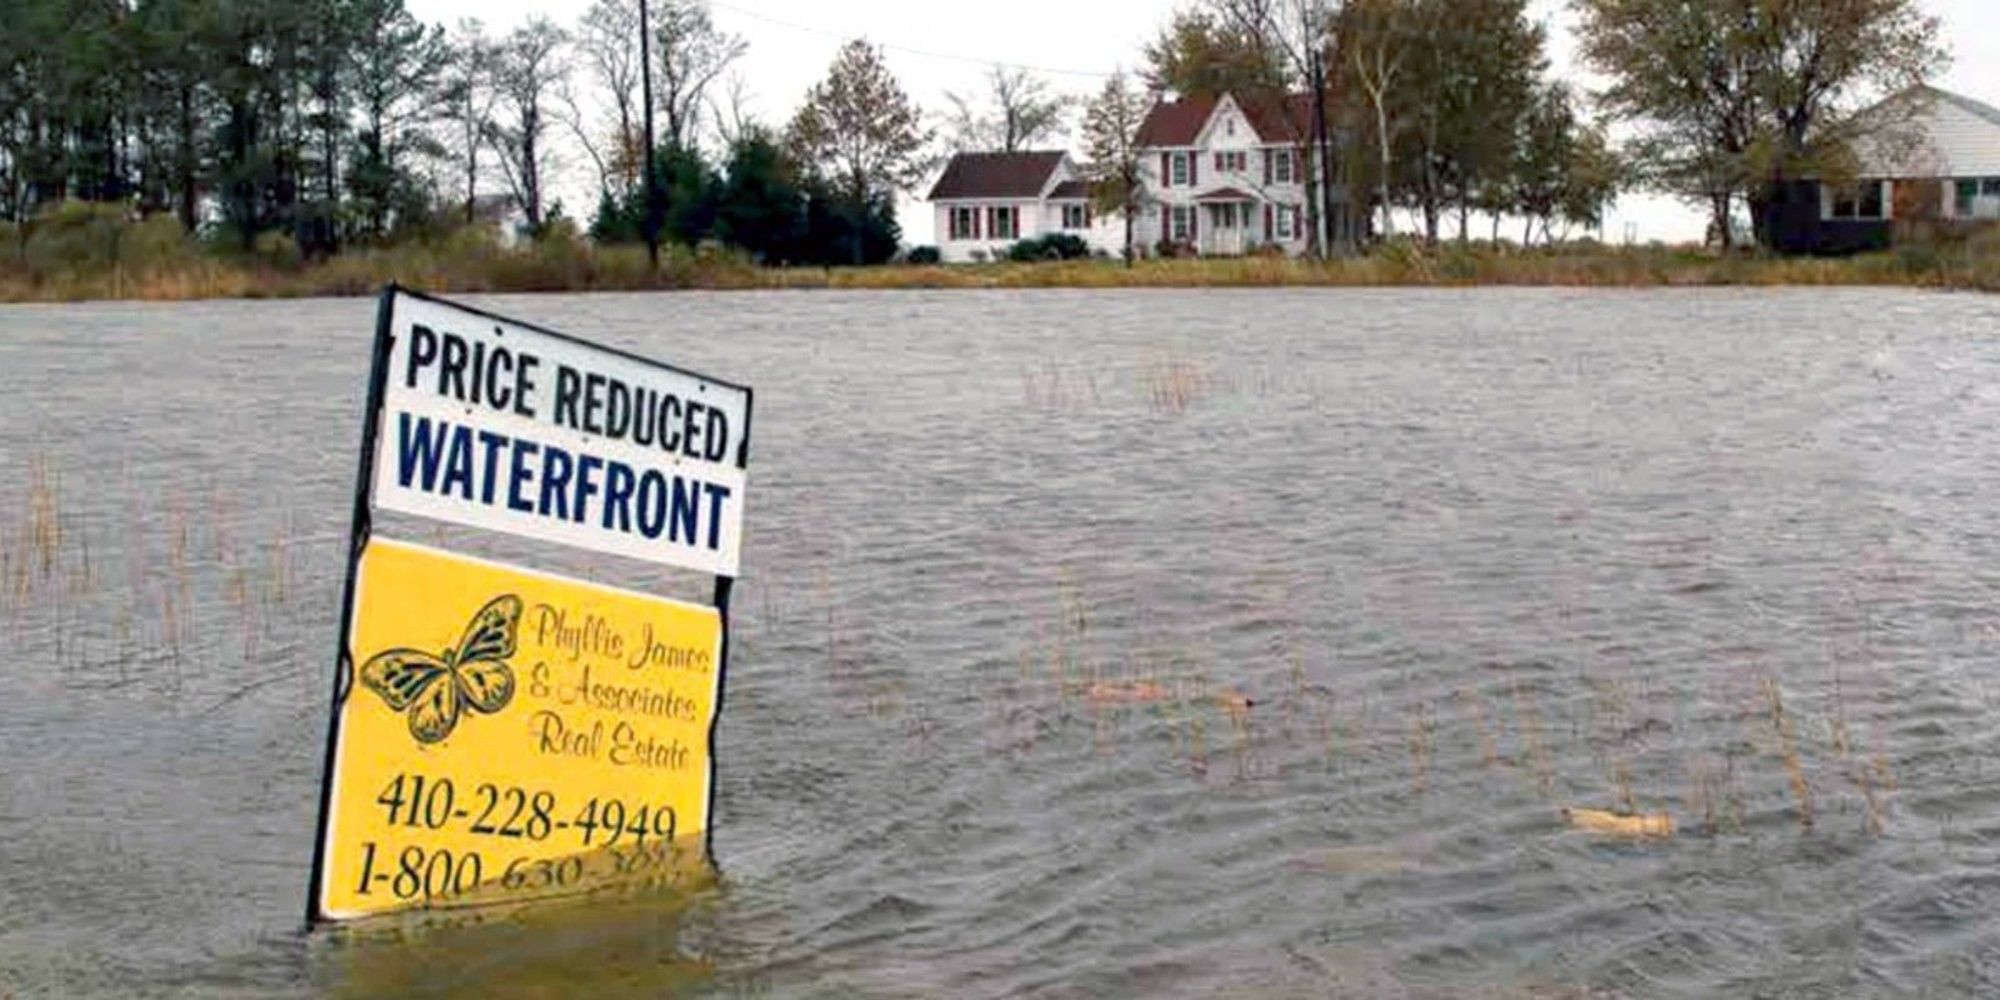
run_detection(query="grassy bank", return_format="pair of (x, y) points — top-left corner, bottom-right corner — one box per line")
(2, 211), (1995, 302)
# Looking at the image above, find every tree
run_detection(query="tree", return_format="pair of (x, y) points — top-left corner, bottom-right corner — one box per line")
(486, 16), (568, 236)
(785, 39), (928, 264)
(1082, 70), (1151, 264)
(1510, 81), (1624, 246)
(440, 18), (501, 226)
(1511, 80), (1574, 245)
(944, 66), (1069, 153)
(651, 0), (744, 151)
(573, 0), (645, 196)
(346, 0), (452, 241)
(1332, 0), (1418, 241)
(1557, 123), (1622, 238)
(712, 127), (806, 262)
(129, 0), (222, 232)
(1396, 0), (1542, 245)
(1576, 0), (1945, 250)
(1142, 8), (1285, 98)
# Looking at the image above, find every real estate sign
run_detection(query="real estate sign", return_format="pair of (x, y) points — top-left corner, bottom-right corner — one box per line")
(307, 287), (752, 924)
(373, 291), (750, 578)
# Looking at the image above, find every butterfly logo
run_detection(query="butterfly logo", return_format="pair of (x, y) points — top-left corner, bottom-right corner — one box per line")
(360, 595), (522, 744)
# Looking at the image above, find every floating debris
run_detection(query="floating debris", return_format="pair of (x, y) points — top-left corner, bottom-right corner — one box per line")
(1562, 807), (1675, 839)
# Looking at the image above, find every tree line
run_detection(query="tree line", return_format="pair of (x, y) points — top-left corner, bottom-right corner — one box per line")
(1078, 0), (1943, 254)
(0, 0), (1950, 262)
(0, 0), (932, 265)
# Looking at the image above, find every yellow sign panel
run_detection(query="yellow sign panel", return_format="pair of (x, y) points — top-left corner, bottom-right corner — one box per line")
(313, 536), (722, 921)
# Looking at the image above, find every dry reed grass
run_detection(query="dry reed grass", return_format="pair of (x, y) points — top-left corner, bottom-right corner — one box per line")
(1764, 677), (1815, 830)
(4, 231), (1996, 302)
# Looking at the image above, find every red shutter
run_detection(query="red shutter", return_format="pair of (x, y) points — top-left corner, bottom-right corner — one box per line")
(1264, 150), (1273, 186)
(1189, 206), (1198, 248)
(1161, 153), (1171, 188)
(1190, 153), (1199, 187)
(1292, 206), (1301, 238)
(1264, 204), (1274, 241)
(974, 207), (982, 239)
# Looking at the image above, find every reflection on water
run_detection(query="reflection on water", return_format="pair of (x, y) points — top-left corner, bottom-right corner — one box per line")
(309, 877), (719, 999)
(4, 288), (2000, 996)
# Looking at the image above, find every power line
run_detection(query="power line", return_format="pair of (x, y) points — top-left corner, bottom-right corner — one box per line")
(708, 0), (1117, 80)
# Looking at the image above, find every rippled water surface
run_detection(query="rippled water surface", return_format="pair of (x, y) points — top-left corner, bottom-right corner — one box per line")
(4, 288), (2000, 997)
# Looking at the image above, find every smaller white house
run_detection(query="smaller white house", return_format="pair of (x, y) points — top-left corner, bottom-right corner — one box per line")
(926, 151), (1119, 262)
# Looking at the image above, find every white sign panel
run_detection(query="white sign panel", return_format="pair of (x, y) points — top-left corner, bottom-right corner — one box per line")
(369, 290), (751, 577)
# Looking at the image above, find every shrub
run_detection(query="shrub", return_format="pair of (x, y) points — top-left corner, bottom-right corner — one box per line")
(1004, 233), (1090, 262)
(905, 245), (940, 265)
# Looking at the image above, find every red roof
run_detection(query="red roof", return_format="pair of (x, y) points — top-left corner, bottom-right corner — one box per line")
(1136, 92), (1314, 148)
(927, 151), (1066, 200)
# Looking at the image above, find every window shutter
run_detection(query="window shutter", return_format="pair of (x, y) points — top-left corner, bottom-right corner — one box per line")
(1292, 206), (1301, 237)
(1264, 204), (1274, 240)
(1264, 151), (1273, 186)
(1189, 207), (1198, 246)
(1161, 153), (1171, 188)
(974, 207), (982, 239)
(1190, 154), (1199, 187)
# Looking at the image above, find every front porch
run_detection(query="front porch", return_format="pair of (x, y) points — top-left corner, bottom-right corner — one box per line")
(1194, 188), (1256, 256)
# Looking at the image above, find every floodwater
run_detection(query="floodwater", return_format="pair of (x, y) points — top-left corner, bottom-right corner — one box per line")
(3, 288), (2000, 998)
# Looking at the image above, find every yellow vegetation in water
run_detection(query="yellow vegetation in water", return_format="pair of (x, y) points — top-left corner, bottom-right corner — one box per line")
(1085, 680), (1171, 705)
(1561, 807), (1675, 839)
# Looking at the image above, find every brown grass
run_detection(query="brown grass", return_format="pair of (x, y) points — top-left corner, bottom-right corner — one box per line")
(1764, 677), (1816, 830)
(3, 228), (1996, 301)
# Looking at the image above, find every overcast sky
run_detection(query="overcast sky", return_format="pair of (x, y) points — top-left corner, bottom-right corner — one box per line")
(409, 0), (2000, 246)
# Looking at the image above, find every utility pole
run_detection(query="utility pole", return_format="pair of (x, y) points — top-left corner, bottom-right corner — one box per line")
(639, 0), (662, 271)
(1309, 39), (1340, 255)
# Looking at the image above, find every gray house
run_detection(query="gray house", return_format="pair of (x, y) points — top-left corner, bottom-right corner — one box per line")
(1771, 85), (2000, 254)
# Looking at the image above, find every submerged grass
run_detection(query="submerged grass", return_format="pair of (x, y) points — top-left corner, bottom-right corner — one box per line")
(1, 222), (1996, 302)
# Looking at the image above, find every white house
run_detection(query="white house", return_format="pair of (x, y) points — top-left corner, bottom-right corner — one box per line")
(1132, 90), (1350, 257)
(925, 91), (1351, 261)
(926, 151), (1120, 262)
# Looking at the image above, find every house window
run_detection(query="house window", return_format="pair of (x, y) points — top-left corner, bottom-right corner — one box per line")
(949, 206), (975, 240)
(989, 206), (1018, 240)
(1275, 203), (1294, 239)
(1272, 149), (1294, 184)
(1828, 180), (1887, 220)
(1171, 152), (1189, 187)
(1225, 116), (1236, 137)
(1171, 205), (1191, 243)
(1212, 150), (1246, 173)
(1061, 204), (1089, 229)
(1956, 178), (2000, 218)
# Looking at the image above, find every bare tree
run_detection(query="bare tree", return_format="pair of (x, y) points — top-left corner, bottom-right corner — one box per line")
(486, 16), (570, 235)
(944, 66), (1070, 153)
(441, 18), (502, 225)
(652, 0), (745, 151)
(574, 0), (645, 194)
(1083, 69), (1152, 264)
(709, 71), (756, 149)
